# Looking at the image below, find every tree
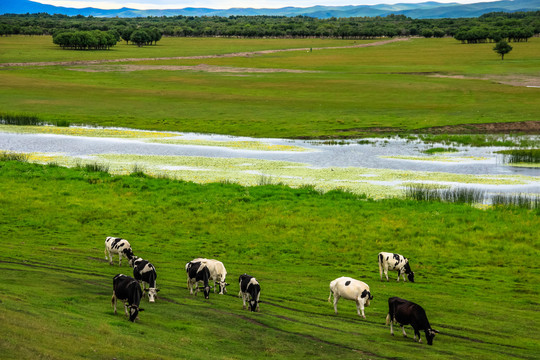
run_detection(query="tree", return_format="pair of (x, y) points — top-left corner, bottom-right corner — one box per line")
(130, 29), (151, 47)
(493, 40), (512, 60)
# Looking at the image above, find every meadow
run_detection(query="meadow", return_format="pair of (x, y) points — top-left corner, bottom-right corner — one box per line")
(0, 159), (539, 359)
(1, 36), (539, 138)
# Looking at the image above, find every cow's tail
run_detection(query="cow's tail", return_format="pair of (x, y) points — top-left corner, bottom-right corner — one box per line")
(328, 289), (333, 303)
(385, 313), (391, 325)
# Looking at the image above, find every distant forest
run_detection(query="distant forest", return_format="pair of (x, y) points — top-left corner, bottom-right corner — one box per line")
(1, 11), (539, 42)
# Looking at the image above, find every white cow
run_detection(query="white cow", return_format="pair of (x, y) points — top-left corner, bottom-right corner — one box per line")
(104, 237), (133, 266)
(328, 277), (373, 319)
(378, 252), (415, 282)
(188, 258), (228, 294)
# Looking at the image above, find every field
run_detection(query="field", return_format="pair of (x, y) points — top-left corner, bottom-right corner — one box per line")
(0, 34), (539, 359)
(1, 36), (539, 137)
(0, 160), (539, 359)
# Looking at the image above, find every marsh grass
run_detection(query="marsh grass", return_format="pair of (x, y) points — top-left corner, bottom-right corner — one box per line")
(417, 134), (539, 148)
(405, 184), (486, 204)
(0, 151), (29, 162)
(0, 112), (71, 127)
(81, 162), (110, 173)
(498, 149), (540, 164)
(422, 147), (458, 154)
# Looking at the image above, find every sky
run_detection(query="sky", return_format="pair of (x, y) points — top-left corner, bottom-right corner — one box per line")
(34, 0), (497, 10)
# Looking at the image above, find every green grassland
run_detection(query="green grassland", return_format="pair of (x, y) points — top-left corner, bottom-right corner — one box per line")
(1, 36), (539, 138)
(0, 160), (539, 359)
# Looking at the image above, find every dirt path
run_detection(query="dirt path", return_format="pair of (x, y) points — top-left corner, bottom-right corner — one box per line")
(0, 37), (409, 68)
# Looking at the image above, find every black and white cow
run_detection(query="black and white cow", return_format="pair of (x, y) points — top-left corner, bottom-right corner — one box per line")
(378, 252), (415, 282)
(328, 276), (373, 318)
(104, 236), (133, 266)
(190, 258), (229, 294)
(128, 256), (159, 303)
(111, 274), (144, 322)
(386, 297), (439, 345)
(238, 274), (260, 312)
(185, 261), (211, 299)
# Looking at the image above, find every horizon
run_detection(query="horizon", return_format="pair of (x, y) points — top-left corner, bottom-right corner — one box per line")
(31, 0), (500, 10)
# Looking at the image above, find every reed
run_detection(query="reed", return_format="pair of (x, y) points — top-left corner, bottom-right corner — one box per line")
(405, 184), (486, 204)
(498, 149), (540, 164)
(491, 193), (540, 209)
(0, 112), (71, 127)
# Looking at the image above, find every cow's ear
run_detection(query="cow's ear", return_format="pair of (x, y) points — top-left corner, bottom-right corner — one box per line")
(139, 308), (145, 312)
(156, 289), (161, 292)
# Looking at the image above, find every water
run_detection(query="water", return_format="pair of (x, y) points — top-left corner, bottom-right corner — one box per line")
(1, 129), (538, 196)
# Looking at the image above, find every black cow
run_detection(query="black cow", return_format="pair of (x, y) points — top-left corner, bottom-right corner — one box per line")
(386, 297), (439, 345)
(186, 261), (211, 299)
(238, 274), (261, 312)
(129, 256), (159, 302)
(112, 274), (144, 322)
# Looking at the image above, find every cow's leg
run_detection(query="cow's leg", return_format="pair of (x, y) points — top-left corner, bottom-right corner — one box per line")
(384, 265), (389, 282)
(106, 250), (113, 265)
(111, 293), (117, 314)
(123, 301), (129, 317)
(355, 298), (366, 319)
(414, 328), (421, 342)
(118, 253), (122, 266)
(389, 317), (394, 335)
(332, 294), (340, 314)
(242, 293), (247, 310)
(401, 325), (407, 337)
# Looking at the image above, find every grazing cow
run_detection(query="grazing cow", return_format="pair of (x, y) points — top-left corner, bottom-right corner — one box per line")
(104, 236), (133, 266)
(328, 277), (373, 319)
(190, 258), (229, 294)
(111, 274), (144, 322)
(386, 297), (439, 345)
(128, 256), (159, 303)
(185, 261), (211, 299)
(238, 274), (260, 312)
(378, 252), (415, 282)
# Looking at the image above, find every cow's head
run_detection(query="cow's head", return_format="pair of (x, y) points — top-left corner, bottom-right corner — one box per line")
(361, 290), (373, 305)
(148, 288), (159, 303)
(403, 262), (415, 282)
(128, 255), (140, 268)
(249, 299), (259, 312)
(203, 285), (211, 299)
(219, 281), (229, 294)
(426, 328), (439, 345)
(128, 305), (144, 322)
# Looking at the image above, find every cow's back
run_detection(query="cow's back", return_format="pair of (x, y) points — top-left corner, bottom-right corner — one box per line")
(333, 277), (368, 300)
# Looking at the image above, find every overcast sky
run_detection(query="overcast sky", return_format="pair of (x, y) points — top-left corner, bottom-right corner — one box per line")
(35, 0), (496, 10)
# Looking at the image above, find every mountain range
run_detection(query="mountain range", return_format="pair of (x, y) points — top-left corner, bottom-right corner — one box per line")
(2, 0), (539, 18)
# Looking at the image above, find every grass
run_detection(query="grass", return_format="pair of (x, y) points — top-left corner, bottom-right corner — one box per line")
(0, 36), (539, 138)
(0, 159), (539, 359)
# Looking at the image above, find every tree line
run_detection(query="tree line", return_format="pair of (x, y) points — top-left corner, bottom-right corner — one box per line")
(1, 11), (538, 41)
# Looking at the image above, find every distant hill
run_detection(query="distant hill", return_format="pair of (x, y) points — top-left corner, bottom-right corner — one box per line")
(1, 0), (539, 18)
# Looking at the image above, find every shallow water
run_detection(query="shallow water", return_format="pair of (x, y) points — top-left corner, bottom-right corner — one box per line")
(1, 129), (538, 196)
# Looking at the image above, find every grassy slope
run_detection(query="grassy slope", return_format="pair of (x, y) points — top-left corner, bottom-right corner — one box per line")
(0, 160), (538, 359)
(0, 37), (539, 137)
